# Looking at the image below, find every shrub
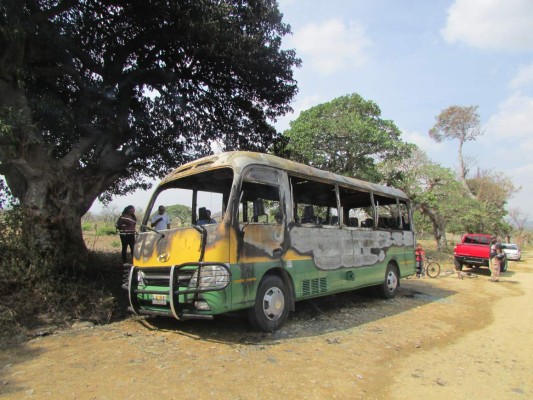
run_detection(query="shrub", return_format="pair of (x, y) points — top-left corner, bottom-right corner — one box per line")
(96, 224), (117, 236)
(0, 209), (128, 347)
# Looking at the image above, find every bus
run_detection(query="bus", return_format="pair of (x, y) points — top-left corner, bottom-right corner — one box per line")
(125, 151), (416, 331)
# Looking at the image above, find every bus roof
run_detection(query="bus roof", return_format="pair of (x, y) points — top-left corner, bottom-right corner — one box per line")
(160, 151), (409, 200)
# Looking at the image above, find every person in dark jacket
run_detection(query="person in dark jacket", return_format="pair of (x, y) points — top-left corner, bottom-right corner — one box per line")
(117, 205), (137, 264)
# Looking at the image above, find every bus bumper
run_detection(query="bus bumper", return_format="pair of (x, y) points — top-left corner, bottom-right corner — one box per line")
(123, 262), (231, 320)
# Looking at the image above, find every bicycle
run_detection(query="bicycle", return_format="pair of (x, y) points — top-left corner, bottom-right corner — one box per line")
(405, 257), (441, 279)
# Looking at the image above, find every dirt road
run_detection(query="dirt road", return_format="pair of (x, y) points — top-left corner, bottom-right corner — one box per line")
(1, 256), (532, 399)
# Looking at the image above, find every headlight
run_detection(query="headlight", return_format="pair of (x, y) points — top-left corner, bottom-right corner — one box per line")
(188, 265), (230, 289)
(137, 270), (146, 286)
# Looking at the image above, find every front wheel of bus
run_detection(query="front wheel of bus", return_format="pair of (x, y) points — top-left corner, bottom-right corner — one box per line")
(377, 264), (399, 299)
(248, 275), (289, 332)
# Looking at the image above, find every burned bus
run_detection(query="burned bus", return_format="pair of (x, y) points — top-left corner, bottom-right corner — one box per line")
(125, 151), (416, 331)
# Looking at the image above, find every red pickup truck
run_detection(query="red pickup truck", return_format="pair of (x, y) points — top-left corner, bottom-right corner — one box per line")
(453, 233), (508, 272)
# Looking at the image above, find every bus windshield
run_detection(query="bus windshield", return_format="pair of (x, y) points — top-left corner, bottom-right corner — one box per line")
(142, 167), (233, 228)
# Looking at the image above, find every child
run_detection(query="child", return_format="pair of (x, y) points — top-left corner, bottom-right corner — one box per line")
(415, 243), (425, 278)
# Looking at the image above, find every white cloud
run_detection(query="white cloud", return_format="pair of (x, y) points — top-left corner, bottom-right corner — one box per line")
(503, 162), (533, 213)
(485, 93), (533, 140)
(510, 63), (533, 89)
(401, 129), (449, 162)
(289, 19), (371, 74)
(441, 0), (533, 52)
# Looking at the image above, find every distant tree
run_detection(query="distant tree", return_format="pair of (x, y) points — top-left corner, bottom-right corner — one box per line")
(508, 208), (529, 245)
(382, 147), (470, 250)
(282, 93), (414, 183)
(467, 169), (518, 209)
(383, 148), (515, 248)
(0, 1), (299, 271)
(429, 105), (483, 198)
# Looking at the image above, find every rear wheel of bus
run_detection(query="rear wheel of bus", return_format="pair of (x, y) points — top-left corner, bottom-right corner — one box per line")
(248, 275), (289, 332)
(376, 263), (399, 299)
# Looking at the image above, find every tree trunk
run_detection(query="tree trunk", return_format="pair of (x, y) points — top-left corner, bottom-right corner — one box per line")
(420, 205), (448, 250)
(16, 171), (90, 273)
(457, 140), (476, 200)
(0, 80), (124, 273)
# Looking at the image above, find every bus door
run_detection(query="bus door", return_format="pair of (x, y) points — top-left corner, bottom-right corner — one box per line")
(233, 167), (286, 303)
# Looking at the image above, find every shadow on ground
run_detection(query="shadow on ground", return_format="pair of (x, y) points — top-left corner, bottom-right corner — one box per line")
(137, 282), (457, 345)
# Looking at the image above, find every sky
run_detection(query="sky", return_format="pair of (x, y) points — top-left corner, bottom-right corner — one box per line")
(92, 0), (533, 219)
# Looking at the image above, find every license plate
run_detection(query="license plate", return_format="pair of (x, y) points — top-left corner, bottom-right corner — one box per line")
(152, 294), (167, 305)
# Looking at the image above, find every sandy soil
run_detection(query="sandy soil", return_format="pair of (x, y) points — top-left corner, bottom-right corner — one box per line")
(1, 255), (531, 400)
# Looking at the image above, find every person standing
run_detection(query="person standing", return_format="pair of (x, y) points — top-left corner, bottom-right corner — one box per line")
(415, 243), (425, 278)
(117, 205), (137, 265)
(490, 243), (506, 282)
(151, 205), (171, 230)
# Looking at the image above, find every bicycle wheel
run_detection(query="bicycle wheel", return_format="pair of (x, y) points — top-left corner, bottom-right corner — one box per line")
(426, 261), (441, 278)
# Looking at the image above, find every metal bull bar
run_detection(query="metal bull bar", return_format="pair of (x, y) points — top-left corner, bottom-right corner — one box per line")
(126, 262), (231, 320)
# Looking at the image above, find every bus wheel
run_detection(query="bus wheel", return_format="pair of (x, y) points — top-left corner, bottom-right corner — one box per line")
(248, 275), (289, 332)
(377, 263), (399, 299)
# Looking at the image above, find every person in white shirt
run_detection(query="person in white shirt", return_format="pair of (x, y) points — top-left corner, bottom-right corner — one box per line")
(151, 205), (171, 230)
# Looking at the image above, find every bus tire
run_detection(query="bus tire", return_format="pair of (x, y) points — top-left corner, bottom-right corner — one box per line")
(377, 263), (399, 299)
(248, 275), (289, 332)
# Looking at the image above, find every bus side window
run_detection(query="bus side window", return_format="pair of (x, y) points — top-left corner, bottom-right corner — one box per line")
(289, 175), (338, 225)
(238, 181), (281, 224)
(398, 201), (412, 231)
(339, 185), (372, 228)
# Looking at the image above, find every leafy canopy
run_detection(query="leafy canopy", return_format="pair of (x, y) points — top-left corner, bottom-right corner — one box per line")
(0, 0), (300, 205)
(282, 93), (413, 183)
(429, 105), (483, 144)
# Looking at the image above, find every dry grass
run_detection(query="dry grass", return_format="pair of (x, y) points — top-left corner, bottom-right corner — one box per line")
(0, 230), (128, 348)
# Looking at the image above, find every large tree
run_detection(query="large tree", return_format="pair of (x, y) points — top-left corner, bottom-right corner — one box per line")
(429, 105), (483, 198)
(282, 93), (413, 182)
(0, 1), (299, 270)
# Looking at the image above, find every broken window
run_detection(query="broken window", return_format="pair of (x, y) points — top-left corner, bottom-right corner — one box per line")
(374, 193), (402, 230)
(398, 201), (411, 231)
(290, 176), (338, 225)
(143, 168), (233, 229)
(339, 185), (374, 228)
(237, 167), (282, 224)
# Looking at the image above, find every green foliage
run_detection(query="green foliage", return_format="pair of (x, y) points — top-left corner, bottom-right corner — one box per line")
(385, 147), (514, 246)
(164, 204), (192, 224)
(1, 0), (300, 200)
(0, 0), (300, 271)
(447, 201), (512, 238)
(0, 207), (27, 281)
(282, 93), (414, 183)
(96, 224), (117, 236)
(81, 222), (94, 231)
(0, 208), (126, 346)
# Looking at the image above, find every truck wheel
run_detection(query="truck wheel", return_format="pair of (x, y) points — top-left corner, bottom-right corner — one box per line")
(248, 275), (289, 332)
(376, 263), (399, 299)
(454, 257), (463, 271)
